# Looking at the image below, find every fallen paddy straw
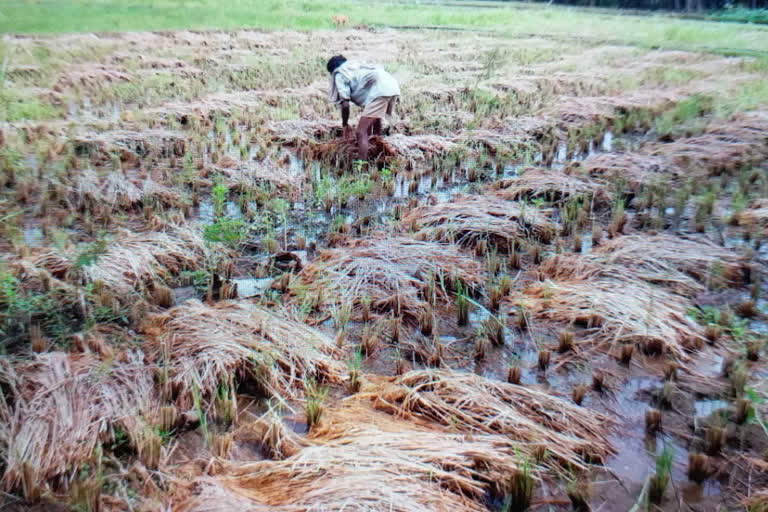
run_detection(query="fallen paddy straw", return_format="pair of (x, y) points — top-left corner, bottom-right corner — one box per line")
(289, 237), (484, 322)
(182, 402), (559, 511)
(403, 195), (557, 250)
(540, 233), (750, 296)
(522, 277), (703, 360)
(84, 227), (207, 296)
(492, 167), (611, 206)
(0, 351), (155, 500)
(143, 300), (344, 405)
(363, 369), (615, 467)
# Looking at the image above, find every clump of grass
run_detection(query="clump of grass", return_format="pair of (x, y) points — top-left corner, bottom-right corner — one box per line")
(305, 379), (329, 430)
(214, 384), (236, 427)
(500, 458), (535, 512)
(347, 350), (362, 394)
(157, 405), (178, 433)
(483, 315), (505, 346)
(456, 282), (471, 327)
(663, 362), (677, 382)
(704, 425), (727, 456)
(507, 365), (522, 385)
(489, 284), (504, 312)
(566, 477), (592, 512)
(619, 344), (634, 365)
(135, 426), (162, 470)
(211, 432), (233, 458)
(591, 371), (605, 393)
(419, 310), (434, 336)
(361, 324), (380, 356)
(646, 408), (662, 434)
(648, 446), (673, 505)
(746, 338), (763, 362)
(537, 349), (551, 372)
(474, 330), (491, 360)
(704, 324), (722, 343)
(572, 385), (588, 406)
(735, 398), (754, 425)
(687, 452), (710, 484)
(730, 363), (749, 397)
(557, 330), (574, 353)
(736, 300), (759, 318)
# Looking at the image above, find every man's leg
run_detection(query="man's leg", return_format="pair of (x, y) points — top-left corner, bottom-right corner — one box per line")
(356, 116), (378, 160)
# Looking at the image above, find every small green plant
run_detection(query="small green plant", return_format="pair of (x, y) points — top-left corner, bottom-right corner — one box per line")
(211, 178), (229, 219)
(501, 455), (534, 512)
(204, 217), (247, 247)
(648, 445), (673, 505)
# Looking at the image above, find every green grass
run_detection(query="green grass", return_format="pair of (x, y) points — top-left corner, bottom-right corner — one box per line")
(3, 1), (768, 55)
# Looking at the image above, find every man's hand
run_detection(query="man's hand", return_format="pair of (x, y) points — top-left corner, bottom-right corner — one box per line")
(343, 125), (355, 141)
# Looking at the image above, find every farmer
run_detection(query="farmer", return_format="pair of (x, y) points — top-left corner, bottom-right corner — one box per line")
(327, 55), (401, 160)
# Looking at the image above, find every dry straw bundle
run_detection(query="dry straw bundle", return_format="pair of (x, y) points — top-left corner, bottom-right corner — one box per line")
(0, 351), (155, 500)
(289, 237), (484, 321)
(366, 369), (614, 467)
(84, 227), (206, 295)
(581, 152), (684, 190)
(402, 195), (557, 249)
(492, 167), (612, 206)
(648, 110), (768, 173)
(542, 234), (749, 296)
(146, 300), (344, 404)
(523, 277), (702, 359)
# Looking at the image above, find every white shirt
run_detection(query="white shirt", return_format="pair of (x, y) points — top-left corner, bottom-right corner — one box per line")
(328, 61), (401, 107)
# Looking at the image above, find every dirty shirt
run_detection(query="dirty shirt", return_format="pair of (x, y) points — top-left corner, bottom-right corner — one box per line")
(329, 61), (400, 108)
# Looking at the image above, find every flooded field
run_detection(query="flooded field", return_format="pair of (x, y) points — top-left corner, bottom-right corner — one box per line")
(1, 26), (767, 511)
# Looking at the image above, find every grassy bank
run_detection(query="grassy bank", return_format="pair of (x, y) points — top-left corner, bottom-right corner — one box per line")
(2, 1), (768, 55)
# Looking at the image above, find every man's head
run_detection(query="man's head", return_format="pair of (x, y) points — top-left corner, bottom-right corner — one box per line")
(326, 55), (347, 74)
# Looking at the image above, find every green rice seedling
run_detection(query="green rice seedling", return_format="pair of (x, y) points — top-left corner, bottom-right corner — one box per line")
(455, 281), (471, 327)
(501, 456), (534, 512)
(305, 379), (329, 430)
(214, 383), (236, 427)
(648, 445), (673, 505)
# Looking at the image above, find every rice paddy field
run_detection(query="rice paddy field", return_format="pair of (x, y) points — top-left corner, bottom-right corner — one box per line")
(2, 3), (768, 511)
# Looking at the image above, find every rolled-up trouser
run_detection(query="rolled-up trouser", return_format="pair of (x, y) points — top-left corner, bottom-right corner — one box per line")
(361, 95), (398, 130)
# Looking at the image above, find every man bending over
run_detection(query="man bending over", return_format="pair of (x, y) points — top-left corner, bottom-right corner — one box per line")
(327, 55), (401, 160)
